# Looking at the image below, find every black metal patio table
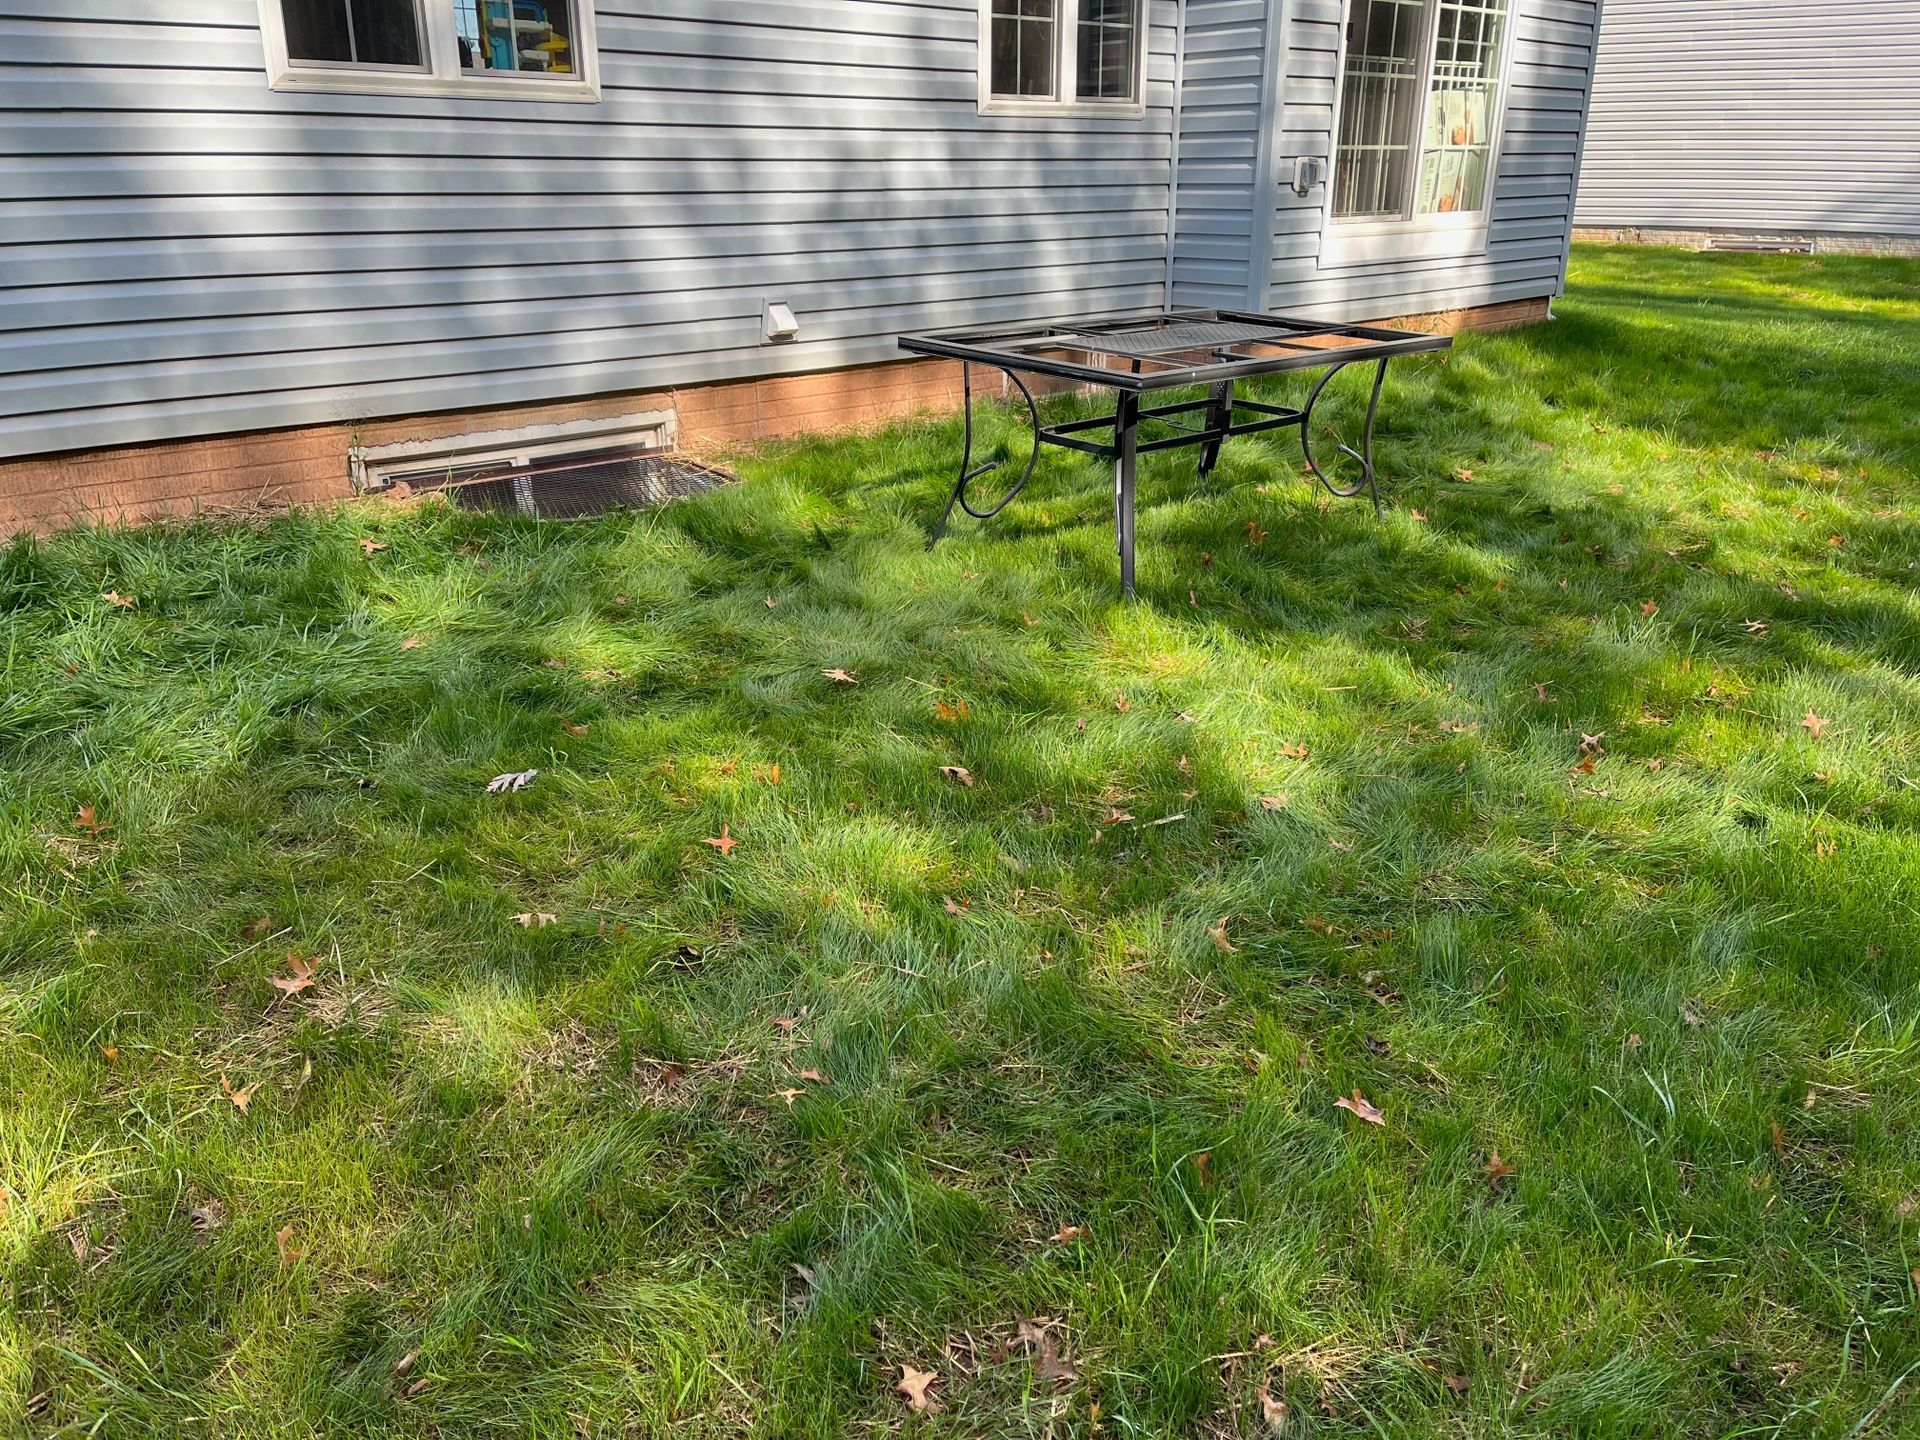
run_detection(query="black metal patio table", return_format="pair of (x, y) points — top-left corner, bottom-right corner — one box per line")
(898, 309), (1453, 598)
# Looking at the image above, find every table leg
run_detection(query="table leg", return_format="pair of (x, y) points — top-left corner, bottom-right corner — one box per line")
(1197, 380), (1234, 479)
(927, 362), (976, 548)
(927, 361), (1042, 548)
(1115, 391), (1140, 598)
(1300, 356), (1390, 515)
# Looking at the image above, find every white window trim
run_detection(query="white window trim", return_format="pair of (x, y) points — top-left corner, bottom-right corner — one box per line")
(977, 0), (1148, 118)
(258, 0), (601, 102)
(1317, 0), (1517, 269)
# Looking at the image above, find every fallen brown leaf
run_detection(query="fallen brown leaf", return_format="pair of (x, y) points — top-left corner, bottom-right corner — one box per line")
(1640, 599), (1659, 618)
(513, 912), (558, 928)
(934, 698), (971, 723)
(938, 765), (975, 788)
(895, 1364), (939, 1412)
(1035, 1331), (1078, 1387)
(1484, 1149), (1515, 1191)
(702, 825), (738, 856)
(1801, 709), (1830, 739)
(220, 1073), (261, 1113)
(359, 538), (387, 556)
(823, 668), (859, 685)
(275, 1223), (305, 1265)
(103, 590), (136, 609)
(1258, 793), (1290, 811)
(401, 634), (423, 651)
(1207, 917), (1238, 953)
(1258, 1383), (1289, 1432)
(943, 895), (968, 916)
(560, 718), (589, 735)
(74, 805), (112, 835)
(269, 953), (319, 997)
(240, 916), (274, 940)
(1191, 1150), (1213, 1184)
(1050, 1223), (1084, 1244)
(1333, 1088), (1385, 1126)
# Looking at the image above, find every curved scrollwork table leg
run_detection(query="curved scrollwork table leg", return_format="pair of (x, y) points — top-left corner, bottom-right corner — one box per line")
(926, 361), (1044, 549)
(1300, 356), (1390, 516)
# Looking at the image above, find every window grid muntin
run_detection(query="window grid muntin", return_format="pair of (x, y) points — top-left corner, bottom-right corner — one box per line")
(984, 0), (1141, 107)
(990, 0), (1059, 98)
(1076, 0), (1138, 101)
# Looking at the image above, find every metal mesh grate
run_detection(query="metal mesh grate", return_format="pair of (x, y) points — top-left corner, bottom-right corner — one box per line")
(1053, 320), (1294, 358)
(417, 449), (734, 520)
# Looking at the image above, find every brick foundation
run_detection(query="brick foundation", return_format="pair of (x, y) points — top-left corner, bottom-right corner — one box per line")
(0, 295), (1549, 535)
(1573, 226), (1920, 260)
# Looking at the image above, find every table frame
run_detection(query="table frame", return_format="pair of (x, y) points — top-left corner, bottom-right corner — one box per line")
(898, 309), (1453, 597)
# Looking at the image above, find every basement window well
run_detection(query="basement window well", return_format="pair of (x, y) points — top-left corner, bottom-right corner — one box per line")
(352, 413), (735, 521)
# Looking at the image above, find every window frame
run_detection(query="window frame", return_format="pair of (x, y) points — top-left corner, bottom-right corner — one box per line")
(1319, 0), (1516, 268)
(258, 0), (602, 102)
(977, 0), (1148, 118)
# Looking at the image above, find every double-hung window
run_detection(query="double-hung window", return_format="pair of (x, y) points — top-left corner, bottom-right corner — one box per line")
(980, 0), (1145, 115)
(1328, 0), (1513, 252)
(260, 0), (601, 100)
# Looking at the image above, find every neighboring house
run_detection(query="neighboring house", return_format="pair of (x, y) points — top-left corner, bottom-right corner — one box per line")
(0, 0), (1600, 530)
(1576, 0), (1920, 255)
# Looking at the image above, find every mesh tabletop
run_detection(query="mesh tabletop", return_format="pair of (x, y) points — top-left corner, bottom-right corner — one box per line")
(899, 308), (1453, 393)
(1053, 320), (1292, 359)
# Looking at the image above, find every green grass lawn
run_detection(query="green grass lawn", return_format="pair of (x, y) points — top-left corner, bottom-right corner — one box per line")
(5, 244), (1920, 1439)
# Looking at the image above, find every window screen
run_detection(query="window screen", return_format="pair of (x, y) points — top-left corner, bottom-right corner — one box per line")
(989, 0), (1058, 98)
(1075, 0), (1138, 101)
(1332, 0), (1511, 222)
(454, 0), (580, 74)
(1332, 0), (1427, 219)
(1414, 0), (1508, 214)
(282, 0), (424, 67)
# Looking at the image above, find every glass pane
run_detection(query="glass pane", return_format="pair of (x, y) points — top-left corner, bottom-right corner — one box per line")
(283, 0), (422, 67)
(1413, 0), (1509, 214)
(1332, 0), (1428, 220)
(990, 0), (1056, 98)
(1075, 0), (1137, 102)
(456, 0), (580, 74)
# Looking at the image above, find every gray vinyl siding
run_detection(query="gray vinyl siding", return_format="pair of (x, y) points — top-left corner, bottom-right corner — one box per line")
(0, 0), (1598, 465)
(1267, 0), (1599, 320)
(0, 0), (1178, 459)
(1575, 0), (1920, 240)
(1169, 0), (1269, 307)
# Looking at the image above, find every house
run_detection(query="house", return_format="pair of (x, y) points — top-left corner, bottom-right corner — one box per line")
(1576, 0), (1920, 255)
(0, 0), (1601, 531)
